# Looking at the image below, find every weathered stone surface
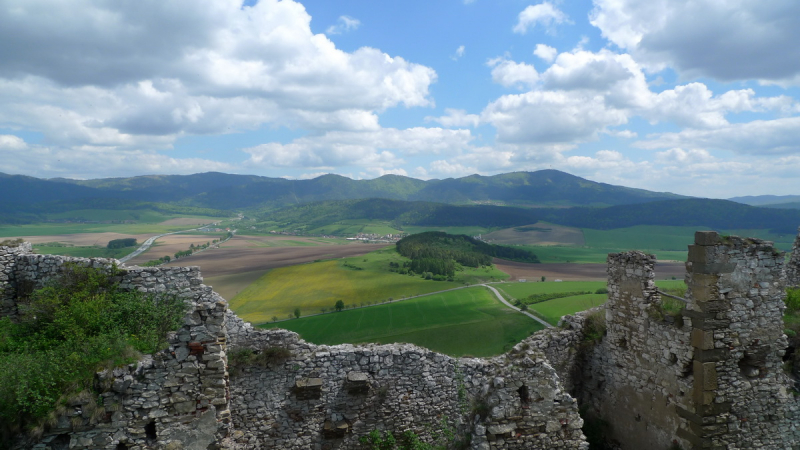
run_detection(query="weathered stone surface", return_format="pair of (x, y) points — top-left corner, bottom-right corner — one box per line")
(5, 233), (800, 450)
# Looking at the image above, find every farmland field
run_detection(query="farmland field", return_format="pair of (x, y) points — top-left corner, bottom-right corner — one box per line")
(0, 215), (220, 238)
(259, 286), (544, 356)
(32, 243), (137, 259)
(228, 247), (509, 323)
(482, 222), (585, 246)
(528, 293), (607, 325)
(494, 279), (686, 300)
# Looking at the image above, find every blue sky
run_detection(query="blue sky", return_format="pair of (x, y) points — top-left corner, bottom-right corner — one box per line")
(0, 0), (799, 198)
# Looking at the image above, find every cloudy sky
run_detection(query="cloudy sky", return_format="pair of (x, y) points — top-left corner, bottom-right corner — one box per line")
(1, 0), (799, 198)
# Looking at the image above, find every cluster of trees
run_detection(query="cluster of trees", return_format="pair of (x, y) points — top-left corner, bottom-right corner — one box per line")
(396, 231), (539, 277)
(141, 255), (171, 267)
(106, 238), (137, 249)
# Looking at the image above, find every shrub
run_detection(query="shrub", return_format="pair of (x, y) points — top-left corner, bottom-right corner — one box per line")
(786, 288), (800, 313)
(582, 310), (606, 344)
(0, 264), (187, 442)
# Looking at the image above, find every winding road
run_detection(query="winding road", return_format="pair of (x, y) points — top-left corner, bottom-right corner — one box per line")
(118, 227), (204, 264)
(481, 284), (553, 328)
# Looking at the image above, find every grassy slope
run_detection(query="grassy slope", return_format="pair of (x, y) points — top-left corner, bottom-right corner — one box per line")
(229, 247), (508, 323)
(260, 287), (544, 357)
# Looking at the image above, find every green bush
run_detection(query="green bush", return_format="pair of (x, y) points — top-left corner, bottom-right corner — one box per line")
(786, 288), (800, 313)
(0, 264), (187, 442)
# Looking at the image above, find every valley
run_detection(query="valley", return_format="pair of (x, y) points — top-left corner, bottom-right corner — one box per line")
(2, 169), (798, 360)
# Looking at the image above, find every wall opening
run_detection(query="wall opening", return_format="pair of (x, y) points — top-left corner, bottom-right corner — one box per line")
(116, 443), (129, 450)
(145, 421), (157, 443)
(518, 385), (530, 405)
(48, 434), (70, 450)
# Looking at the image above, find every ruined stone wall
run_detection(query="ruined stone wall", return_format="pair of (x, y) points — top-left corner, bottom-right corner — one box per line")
(0, 246), (231, 450)
(9, 231), (800, 449)
(787, 226), (800, 287)
(676, 232), (800, 448)
(0, 242), (33, 320)
(579, 251), (694, 449)
(225, 324), (587, 450)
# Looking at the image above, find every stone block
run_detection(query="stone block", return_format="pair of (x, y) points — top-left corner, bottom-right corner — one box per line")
(294, 378), (323, 400)
(695, 231), (720, 246)
(694, 360), (718, 391)
(691, 329), (715, 350)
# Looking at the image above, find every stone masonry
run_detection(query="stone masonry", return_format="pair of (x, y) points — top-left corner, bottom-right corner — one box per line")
(4, 229), (800, 449)
(0, 244), (231, 450)
(787, 226), (800, 288)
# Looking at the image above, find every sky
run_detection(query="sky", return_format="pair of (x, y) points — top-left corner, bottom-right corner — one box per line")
(0, 0), (799, 198)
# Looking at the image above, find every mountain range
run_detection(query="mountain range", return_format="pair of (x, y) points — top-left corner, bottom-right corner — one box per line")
(2, 170), (798, 234)
(2, 170), (684, 211)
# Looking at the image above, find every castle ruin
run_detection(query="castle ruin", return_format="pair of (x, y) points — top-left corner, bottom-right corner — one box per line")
(1, 230), (799, 449)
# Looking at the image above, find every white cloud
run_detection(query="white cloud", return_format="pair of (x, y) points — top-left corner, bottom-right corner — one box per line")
(634, 117), (800, 155)
(0, 136), (235, 179)
(590, 0), (800, 84)
(326, 15), (361, 35)
(243, 127), (474, 171)
(513, 2), (570, 34)
(426, 108), (480, 128)
(0, 0), (437, 153)
(482, 90), (628, 144)
(533, 44), (557, 62)
(452, 45), (466, 61)
(654, 148), (715, 165)
(488, 58), (539, 89)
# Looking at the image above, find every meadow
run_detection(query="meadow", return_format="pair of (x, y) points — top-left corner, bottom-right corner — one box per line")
(493, 279), (687, 325)
(0, 212), (222, 238)
(494, 279), (686, 300)
(259, 286), (544, 356)
(228, 247), (509, 323)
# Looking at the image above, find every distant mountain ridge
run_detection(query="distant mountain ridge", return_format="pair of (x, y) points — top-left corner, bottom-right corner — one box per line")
(14, 169), (686, 212)
(729, 195), (800, 210)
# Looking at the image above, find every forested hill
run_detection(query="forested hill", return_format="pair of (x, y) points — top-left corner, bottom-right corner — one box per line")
(1, 169), (685, 214)
(396, 231), (539, 275)
(261, 197), (800, 235)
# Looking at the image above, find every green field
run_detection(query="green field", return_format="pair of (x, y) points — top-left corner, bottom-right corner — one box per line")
(42, 209), (184, 223)
(528, 293), (607, 325)
(260, 287), (544, 356)
(493, 279), (687, 325)
(0, 215), (222, 237)
(305, 219), (403, 236)
(495, 279), (685, 300)
(495, 281), (606, 299)
(229, 247), (508, 323)
(402, 225), (497, 237)
(32, 244), (136, 259)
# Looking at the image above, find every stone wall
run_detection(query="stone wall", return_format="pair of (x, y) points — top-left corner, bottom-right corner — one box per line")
(676, 231), (799, 448)
(0, 244), (231, 450)
(0, 242), (33, 320)
(579, 251), (694, 449)
(7, 231), (800, 449)
(225, 326), (587, 449)
(787, 226), (800, 287)
(579, 233), (800, 449)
